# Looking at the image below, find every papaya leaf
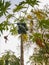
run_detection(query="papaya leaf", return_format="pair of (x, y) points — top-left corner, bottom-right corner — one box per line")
(0, 0), (11, 17)
(13, 5), (26, 12)
(10, 25), (18, 35)
(19, 1), (27, 6)
(38, 19), (49, 29)
(26, 0), (39, 7)
(7, 14), (14, 19)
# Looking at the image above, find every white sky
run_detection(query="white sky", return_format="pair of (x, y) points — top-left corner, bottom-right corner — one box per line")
(0, 0), (49, 65)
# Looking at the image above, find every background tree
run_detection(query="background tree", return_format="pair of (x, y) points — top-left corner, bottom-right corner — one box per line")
(29, 5), (49, 65)
(0, 50), (20, 65)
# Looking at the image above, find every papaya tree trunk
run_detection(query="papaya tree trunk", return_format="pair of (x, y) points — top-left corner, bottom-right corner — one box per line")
(20, 34), (24, 65)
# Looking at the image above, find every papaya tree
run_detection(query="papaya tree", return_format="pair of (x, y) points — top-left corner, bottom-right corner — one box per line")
(1, 0), (49, 65)
(0, 0), (40, 65)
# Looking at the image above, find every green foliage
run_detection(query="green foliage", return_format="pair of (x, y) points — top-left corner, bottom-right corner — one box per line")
(18, 1), (26, 6)
(0, 60), (4, 65)
(0, 23), (5, 33)
(30, 47), (49, 65)
(0, 20), (9, 33)
(32, 9), (47, 20)
(0, 51), (20, 65)
(13, 5), (26, 12)
(33, 33), (42, 39)
(45, 34), (49, 39)
(0, 0), (11, 17)
(30, 33), (43, 42)
(13, 0), (39, 12)
(19, 0), (39, 6)
(18, 0), (39, 7)
(38, 19), (49, 29)
(26, 0), (39, 6)
(20, 18), (25, 22)
(10, 24), (18, 35)
(7, 14), (14, 19)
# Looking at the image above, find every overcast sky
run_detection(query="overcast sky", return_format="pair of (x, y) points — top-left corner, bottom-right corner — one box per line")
(0, 0), (49, 65)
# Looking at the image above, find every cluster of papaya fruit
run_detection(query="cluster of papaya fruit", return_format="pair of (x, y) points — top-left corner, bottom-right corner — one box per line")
(17, 23), (28, 34)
